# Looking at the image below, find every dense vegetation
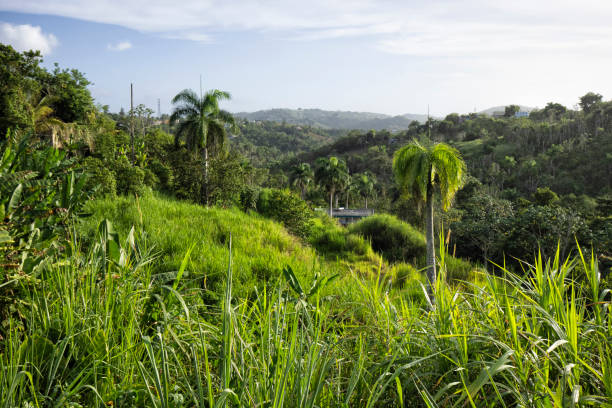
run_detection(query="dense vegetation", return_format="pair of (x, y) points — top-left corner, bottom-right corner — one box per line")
(255, 103), (612, 268)
(0, 43), (610, 406)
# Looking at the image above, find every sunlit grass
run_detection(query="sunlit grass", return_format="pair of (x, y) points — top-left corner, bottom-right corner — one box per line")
(1, 194), (609, 407)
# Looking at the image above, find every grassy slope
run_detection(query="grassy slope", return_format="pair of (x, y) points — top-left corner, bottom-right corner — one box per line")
(79, 192), (400, 303)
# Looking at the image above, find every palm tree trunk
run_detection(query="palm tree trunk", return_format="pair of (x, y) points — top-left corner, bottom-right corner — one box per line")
(329, 189), (334, 217)
(204, 147), (209, 206)
(425, 182), (436, 303)
(345, 193), (349, 208)
(365, 197), (368, 209)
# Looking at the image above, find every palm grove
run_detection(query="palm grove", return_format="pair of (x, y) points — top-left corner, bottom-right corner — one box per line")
(0, 43), (611, 406)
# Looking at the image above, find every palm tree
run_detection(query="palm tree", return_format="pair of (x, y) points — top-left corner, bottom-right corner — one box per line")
(169, 88), (237, 204)
(314, 156), (349, 217)
(355, 172), (376, 208)
(344, 175), (357, 208)
(26, 93), (69, 148)
(392, 140), (465, 299)
(290, 162), (314, 199)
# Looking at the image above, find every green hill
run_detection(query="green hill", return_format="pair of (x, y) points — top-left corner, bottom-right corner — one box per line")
(78, 192), (398, 303)
(234, 108), (429, 131)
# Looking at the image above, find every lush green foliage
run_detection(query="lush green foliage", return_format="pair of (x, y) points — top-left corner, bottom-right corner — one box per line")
(1, 225), (609, 406)
(349, 213), (426, 263)
(256, 188), (314, 238)
(2, 44), (612, 407)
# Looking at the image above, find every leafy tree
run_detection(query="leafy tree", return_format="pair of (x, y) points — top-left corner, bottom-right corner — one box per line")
(131, 104), (155, 138)
(507, 205), (591, 260)
(393, 140), (466, 298)
(532, 187), (560, 206)
(44, 65), (94, 123)
(314, 156), (349, 216)
(579, 92), (603, 113)
(208, 150), (250, 207)
(289, 162), (314, 199)
(451, 191), (513, 269)
(504, 105), (520, 117)
(0, 45), (45, 136)
(169, 88), (237, 205)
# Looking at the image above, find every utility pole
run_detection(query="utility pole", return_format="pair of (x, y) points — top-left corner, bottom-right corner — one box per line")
(427, 104), (431, 140)
(130, 83), (135, 163)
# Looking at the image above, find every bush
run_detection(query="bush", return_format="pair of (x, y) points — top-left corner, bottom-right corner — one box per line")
(168, 149), (205, 203)
(142, 129), (174, 161)
(208, 152), (249, 208)
(256, 188), (314, 238)
(350, 214), (426, 263)
(148, 159), (173, 191)
(92, 131), (117, 160)
(240, 185), (260, 212)
(143, 168), (159, 188)
(82, 157), (116, 197)
(113, 157), (145, 196)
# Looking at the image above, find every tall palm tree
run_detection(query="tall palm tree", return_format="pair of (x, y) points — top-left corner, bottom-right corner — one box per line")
(289, 162), (314, 199)
(314, 156), (349, 217)
(393, 140), (465, 300)
(344, 175), (357, 208)
(355, 172), (376, 209)
(169, 88), (237, 204)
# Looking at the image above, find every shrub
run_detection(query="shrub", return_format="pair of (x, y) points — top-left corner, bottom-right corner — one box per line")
(350, 214), (426, 263)
(168, 149), (205, 203)
(82, 157), (116, 197)
(92, 131), (117, 160)
(208, 152), (249, 208)
(113, 157), (145, 196)
(239, 185), (260, 212)
(142, 129), (173, 161)
(148, 159), (173, 191)
(143, 167), (159, 188)
(256, 188), (313, 238)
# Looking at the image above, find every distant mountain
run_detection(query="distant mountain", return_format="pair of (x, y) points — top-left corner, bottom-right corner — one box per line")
(233, 108), (429, 131)
(479, 105), (536, 116)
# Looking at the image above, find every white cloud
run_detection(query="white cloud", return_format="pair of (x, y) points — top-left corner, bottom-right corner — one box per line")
(0, 22), (58, 54)
(161, 31), (211, 43)
(1, 0), (611, 58)
(107, 40), (132, 51)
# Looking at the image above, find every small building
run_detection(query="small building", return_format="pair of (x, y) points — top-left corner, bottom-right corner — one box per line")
(514, 111), (529, 118)
(316, 208), (375, 226)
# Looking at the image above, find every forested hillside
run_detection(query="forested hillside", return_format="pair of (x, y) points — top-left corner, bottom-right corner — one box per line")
(1, 43), (611, 406)
(234, 108), (429, 131)
(237, 98), (612, 267)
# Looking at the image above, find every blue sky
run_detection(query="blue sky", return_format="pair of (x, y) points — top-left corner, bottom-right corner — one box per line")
(1, 1), (611, 116)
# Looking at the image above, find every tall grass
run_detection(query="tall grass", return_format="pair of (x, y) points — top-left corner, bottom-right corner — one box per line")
(1, 207), (610, 406)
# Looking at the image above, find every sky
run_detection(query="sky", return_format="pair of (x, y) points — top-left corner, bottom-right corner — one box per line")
(1, 0), (611, 117)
